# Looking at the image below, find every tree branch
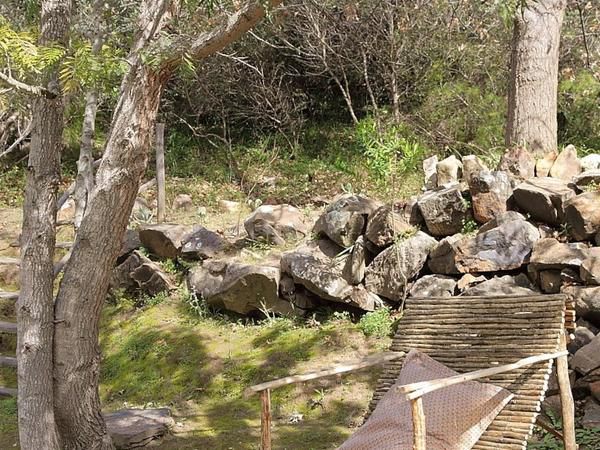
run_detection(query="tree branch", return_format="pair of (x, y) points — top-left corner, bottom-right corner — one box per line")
(0, 71), (56, 98)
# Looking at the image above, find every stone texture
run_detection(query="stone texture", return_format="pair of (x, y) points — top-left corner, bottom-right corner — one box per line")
(563, 285), (600, 327)
(461, 155), (489, 185)
(428, 234), (464, 275)
(535, 151), (557, 177)
(118, 229), (142, 261)
(131, 262), (175, 297)
(564, 191), (600, 241)
(342, 235), (367, 285)
(436, 155), (462, 186)
(468, 170), (512, 223)
(538, 270), (562, 294)
(172, 194), (193, 211)
(409, 274), (456, 298)
(530, 238), (594, 271)
(365, 231), (437, 302)
(279, 276), (318, 311)
(512, 177), (575, 225)
(571, 334), (600, 375)
(581, 256), (600, 285)
(497, 146), (535, 179)
(180, 227), (230, 260)
(572, 170), (600, 189)
(478, 211), (526, 233)
(365, 205), (414, 247)
(423, 155), (438, 190)
(105, 408), (174, 449)
(462, 274), (538, 297)
(244, 204), (307, 245)
(456, 274), (486, 292)
(567, 325), (596, 354)
(218, 199), (240, 212)
(400, 197), (424, 226)
(549, 144), (582, 180)
(138, 224), (193, 259)
(417, 186), (469, 237)
(581, 154), (600, 171)
(313, 194), (379, 247)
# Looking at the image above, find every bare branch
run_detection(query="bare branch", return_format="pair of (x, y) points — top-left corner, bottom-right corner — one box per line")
(0, 71), (56, 98)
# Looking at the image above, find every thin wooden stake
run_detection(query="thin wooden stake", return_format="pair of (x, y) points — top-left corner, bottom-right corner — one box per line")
(155, 123), (166, 223)
(410, 397), (426, 450)
(557, 332), (578, 450)
(261, 389), (272, 450)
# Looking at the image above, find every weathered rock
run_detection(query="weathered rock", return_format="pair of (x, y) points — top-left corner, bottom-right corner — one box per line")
(456, 273), (486, 292)
(313, 194), (379, 247)
(549, 144), (582, 180)
(172, 194), (193, 211)
(478, 211), (526, 233)
(428, 218), (539, 274)
(342, 236), (367, 285)
(572, 170), (600, 189)
(542, 395), (563, 417)
(462, 155), (489, 185)
(401, 197), (424, 227)
(131, 261), (176, 297)
(538, 270), (562, 294)
(365, 231), (437, 302)
(218, 199), (240, 213)
(462, 274), (538, 297)
(512, 177), (575, 225)
(188, 260), (296, 316)
(105, 408), (174, 449)
(564, 191), (600, 241)
(180, 227), (230, 260)
(581, 256), (600, 285)
(581, 154), (600, 171)
(567, 325), (596, 354)
(529, 238), (593, 271)
(138, 224), (193, 259)
(423, 155), (438, 190)
(365, 205), (414, 247)
(244, 204), (307, 245)
(535, 151), (557, 177)
(436, 155), (462, 186)
(111, 251), (147, 292)
(409, 275), (456, 298)
(119, 229), (142, 260)
(417, 186), (469, 237)
(591, 382), (600, 403)
(497, 146), (535, 179)
(279, 276), (318, 311)
(468, 170), (512, 223)
(571, 334), (600, 375)
(563, 285), (600, 327)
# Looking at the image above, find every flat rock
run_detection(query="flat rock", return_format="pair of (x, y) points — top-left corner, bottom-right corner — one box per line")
(568, 325), (596, 354)
(138, 224), (193, 259)
(571, 334), (600, 375)
(581, 256), (600, 285)
(436, 155), (462, 186)
(417, 186), (469, 237)
(456, 273), (486, 292)
(462, 155), (489, 185)
(313, 194), (379, 247)
(130, 261), (176, 297)
(581, 154), (600, 171)
(549, 144), (582, 180)
(423, 155), (438, 190)
(365, 205), (414, 247)
(529, 238), (594, 270)
(462, 274), (538, 297)
(468, 170), (512, 223)
(180, 227), (230, 260)
(562, 285), (600, 327)
(572, 170), (600, 189)
(118, 229), (142, 261)
(365, 231), (437, 302)
(497, 146), (535, 179)
(512, 177), (575, 225)
(479, 211), (526, 233)
(564, 191), (600, 241)
(536, 151), (557, 177)
(409, 274), (456, 298)
(244, 204), (307, 245)
(105, 408), (174, 449)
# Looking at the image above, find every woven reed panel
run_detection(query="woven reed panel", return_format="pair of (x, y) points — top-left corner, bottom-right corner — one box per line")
(369, 294), (567, 450)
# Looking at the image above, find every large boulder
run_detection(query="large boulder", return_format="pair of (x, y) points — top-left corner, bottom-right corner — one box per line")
(529, 238), (597, 271)
(536, 151), (557, 177)
(365, 205), (414, 247)
(581, 256), (600, 285)
(562, 285), (600, 327)
(462, 155), (489, 185)
(581, 154), (600, 171)
(462, 274), (538, 297)
(468, 170), (513, 224)
(105, 408), (174, 449)
(409, 274), (456, 298)
(512, 177), (575, 225)
(312, 194), (379, 247)
(497, 146), (535, 179)
(417, 186), (469, 237)
(564, 191), (600, 241)
(549, 144), (582, 180)
(180, 226), (230, 260)
(244, 204), (307, 245)
(582, 399), (600, 429)
(188, 260), (296, 316)
(342, 235), (368, 285)
(138, 224), (193, 259)
(428, 217), (539, 274)
(172, 194), (193, 211)
(364, 231), (437, 301)
(110, 251), (174, 296)
(436, 155), (462, 186)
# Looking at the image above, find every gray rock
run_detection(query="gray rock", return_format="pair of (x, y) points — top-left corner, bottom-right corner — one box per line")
(365, 205), (414, 247)
(279, 276), (318, 311)
(313, 194), (379, 247)
(409, 274), (456, 298)
(436, 155), (462, 186)
(564, 191), (600, 241)
(342, 236), (367, 285)
(468, 170), (513, 224)
(180, 227), (230, 260)
(498, 146), (535, 179)
(462, 155), (489, 185)
(571, 334), (600, 375)
(365, 231), (437, 302)
(582, 399), (600, 429)
(105, 408), (174, 449)
(138, 224), (193, 259)
(417, 186), (469, 237)
(423, 155), (438, 190)
(572, 170), (600, 189)
(549, 144), (582, 180)
(172, 193), (193, 211)
(530, 238), (594, 271)
(130, 261), (175, 297)
(119, 229), (142, 260)
(462, 274), (538, 297)
(536, 151), (557, 177)
(428, 234), (465, 275)
(582, 256), (600, 285)
(513, 177), (575, 225)
(244, 204), (307, 245)
(562, 285), (600, 327)
(581, 154), (600, 171)
(401, 197), (424, 227)
(478, 211), (526, 233)
(111, 251), (147, 292)
(568, 325), (596, 354)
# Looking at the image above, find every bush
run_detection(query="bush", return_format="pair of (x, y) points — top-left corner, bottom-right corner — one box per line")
(358, 307), (393, 338)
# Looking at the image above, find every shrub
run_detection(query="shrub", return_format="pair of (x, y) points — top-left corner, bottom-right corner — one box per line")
(358, 307), (393, 338)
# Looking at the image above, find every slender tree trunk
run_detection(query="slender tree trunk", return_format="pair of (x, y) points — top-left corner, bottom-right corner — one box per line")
(18, 1), (71, 449)
(505, 0), (566, 157)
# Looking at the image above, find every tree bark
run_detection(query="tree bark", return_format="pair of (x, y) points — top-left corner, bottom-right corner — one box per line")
(505, 0), (566, 157)
(18, 1), (71, 449)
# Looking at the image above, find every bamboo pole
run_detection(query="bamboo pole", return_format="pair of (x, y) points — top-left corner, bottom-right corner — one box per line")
(155, 123), (166, 223)
(410, 397), (426, 450)
(261, 389), (272, 450)
(557, 332), (578, 450)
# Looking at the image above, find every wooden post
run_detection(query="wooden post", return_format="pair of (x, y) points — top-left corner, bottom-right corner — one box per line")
(410, 397), (426, 450)
(261, 389), (272, 450)
(155, 123), (166, 223)
(557, 332), (578, 450)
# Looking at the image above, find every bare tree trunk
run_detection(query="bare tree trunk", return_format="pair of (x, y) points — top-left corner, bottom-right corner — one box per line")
(505, 0), (566, 157)
(18, 1), (71, 449)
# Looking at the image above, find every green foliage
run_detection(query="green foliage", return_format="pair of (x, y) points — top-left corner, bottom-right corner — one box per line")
(358, 308), (393, 338)
(0, 165), (26, 207)
(0, 397), (17, 434)
(461, 217), (479, 235)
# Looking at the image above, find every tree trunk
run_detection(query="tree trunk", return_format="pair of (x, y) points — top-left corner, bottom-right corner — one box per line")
(18, 1), (71, 449)
(505, 0), (566, 157)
